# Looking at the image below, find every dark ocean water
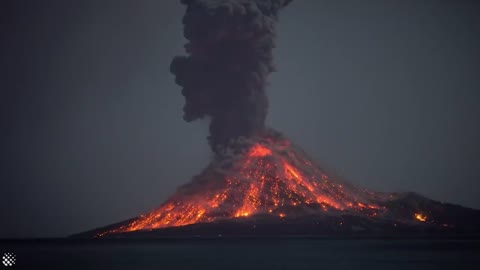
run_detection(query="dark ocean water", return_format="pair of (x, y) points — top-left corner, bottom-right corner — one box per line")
(1, 237), (479, 269)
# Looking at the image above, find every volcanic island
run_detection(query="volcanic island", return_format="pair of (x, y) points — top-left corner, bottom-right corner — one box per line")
(74, 0), (480, 238)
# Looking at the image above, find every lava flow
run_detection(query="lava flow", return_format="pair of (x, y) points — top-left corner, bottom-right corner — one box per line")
(97, 131), (393, 237)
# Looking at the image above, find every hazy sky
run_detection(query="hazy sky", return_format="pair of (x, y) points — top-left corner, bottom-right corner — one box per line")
(1, 0), (479, 238)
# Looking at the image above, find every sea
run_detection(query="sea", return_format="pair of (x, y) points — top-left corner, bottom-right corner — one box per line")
(1, 237), (479, 269)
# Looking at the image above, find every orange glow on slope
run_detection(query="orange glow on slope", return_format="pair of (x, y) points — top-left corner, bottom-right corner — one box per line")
(97, 136), (388, 237)
(415, 213), (427, 222)
(249, 144), (272, 157)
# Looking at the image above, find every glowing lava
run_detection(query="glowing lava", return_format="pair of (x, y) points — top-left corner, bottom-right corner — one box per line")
(415, 213), (427, 222)
(249, 144), (272, 157)
(96, 132), (419, 237)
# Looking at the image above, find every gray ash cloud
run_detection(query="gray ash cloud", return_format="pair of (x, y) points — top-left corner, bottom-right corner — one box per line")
(170, 0), (292, 152)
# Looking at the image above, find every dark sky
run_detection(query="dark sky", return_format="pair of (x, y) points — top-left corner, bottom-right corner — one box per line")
(1, 0), (479, 238)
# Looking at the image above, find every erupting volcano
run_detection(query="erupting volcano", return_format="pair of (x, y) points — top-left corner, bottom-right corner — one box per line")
(96, 130), (389, 236)
(82, 130), (480, 238)
(76, 0), (479, 238)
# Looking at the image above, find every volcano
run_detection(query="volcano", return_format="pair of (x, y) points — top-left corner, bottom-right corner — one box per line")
(74, 0), (480, 238)
(75, 130), (480, 238)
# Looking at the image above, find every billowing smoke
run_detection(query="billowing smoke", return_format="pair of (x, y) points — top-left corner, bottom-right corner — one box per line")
(170, 0), (292, 152)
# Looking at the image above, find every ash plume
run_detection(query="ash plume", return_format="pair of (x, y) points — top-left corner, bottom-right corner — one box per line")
(170, 0), (292, 152)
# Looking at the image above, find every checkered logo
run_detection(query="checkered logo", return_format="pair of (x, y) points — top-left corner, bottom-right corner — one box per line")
(2, 253), (15, 267)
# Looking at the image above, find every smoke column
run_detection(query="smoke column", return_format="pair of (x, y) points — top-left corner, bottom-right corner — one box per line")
(170, 0), (292, 152)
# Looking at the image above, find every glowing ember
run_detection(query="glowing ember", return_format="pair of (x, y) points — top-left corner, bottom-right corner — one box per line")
(415, 213), (427, 222)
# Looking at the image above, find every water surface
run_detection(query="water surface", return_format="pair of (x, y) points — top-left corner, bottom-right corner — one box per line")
(1, 237), (478, 269)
